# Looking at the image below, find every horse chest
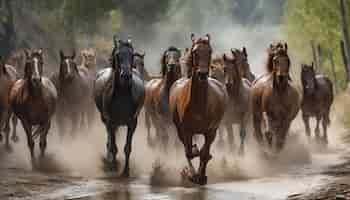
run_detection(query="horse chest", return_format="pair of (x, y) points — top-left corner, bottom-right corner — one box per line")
(105, 95), (137, 124)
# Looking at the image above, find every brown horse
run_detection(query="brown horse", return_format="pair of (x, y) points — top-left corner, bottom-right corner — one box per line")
(0, 57), (18, 146)
(10, 49), (57, 158)
(250, 42), (300, 153)
(301, 63), (333, 144)
(144, 47), (182, 149)
(80, 48), (97, 74)
(218, 49), (251, 154)
(169, 34), (228, 185)
(209, 47), (255, 84)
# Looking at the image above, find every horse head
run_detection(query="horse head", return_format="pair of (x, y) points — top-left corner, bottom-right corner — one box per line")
(80, 48), (96, 69)
(59, 49), (78, 82)
(236, 47), (254, 81)
(222, 49), (242, 95)
(161, 46), (182, 79)
(111, 35), (134, 88)
(189, 33), (212, 81)
(267, 42), (290, 92)
(24, 49), (44, 89)
(301, 63), (316, 95)
(133, 51), (145, 73)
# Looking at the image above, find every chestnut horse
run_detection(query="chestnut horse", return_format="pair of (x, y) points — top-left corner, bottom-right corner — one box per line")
(0, 57), (18, 146)
(94, 37), (145, 176)
(51, 50), (93, 138)
(169, 34), (228, 185)
(251, 43), (300, 153)
(301, 63), (333, 144)
(144, 47), (182, 149)
(219, 49), (251, 154)
(10, 49), (57, 158)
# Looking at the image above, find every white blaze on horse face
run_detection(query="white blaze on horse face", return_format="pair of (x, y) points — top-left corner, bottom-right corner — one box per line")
(65, 59), (71, 74)
(33, 57), (40, 78)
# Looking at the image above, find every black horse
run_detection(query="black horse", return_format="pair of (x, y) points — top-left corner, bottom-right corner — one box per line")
(94, 36), (145, 176)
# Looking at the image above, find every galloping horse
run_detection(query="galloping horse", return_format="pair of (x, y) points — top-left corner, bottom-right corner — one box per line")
(301, 63), (333, 144)
(80, 48), (97, 74)
(0, 57), (18, 146)
(169, 34), (228, 185)
(51, 50), (93, 138)
(250, 43), (300, 153)
(144, 47), (182, 149)
(10, 49), (57, 158)
(219, 49), (251, 154)
(94, 37), (145, 176)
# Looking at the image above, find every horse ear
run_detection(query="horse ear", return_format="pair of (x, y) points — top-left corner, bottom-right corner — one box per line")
(243, 47), (248, 57)
(141, 51), (145, 57)
(127, 35), (132, 44)
(38, 48), (43, 56)
(205, 34), (210, 42)
(113, 35), (118, 47)
(284, 43), (288, 52)
(191, 33), (195, 43)
(72, 49), (76, 59)
(24, 49), (30, 59)
(223, 53), (227, 61)
(59, 50), (65, 60)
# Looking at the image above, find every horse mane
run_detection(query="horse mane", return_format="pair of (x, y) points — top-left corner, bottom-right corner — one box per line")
(161, 46), (181, 76)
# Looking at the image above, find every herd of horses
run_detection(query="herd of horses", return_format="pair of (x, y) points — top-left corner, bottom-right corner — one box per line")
(0, 34), (334, 185)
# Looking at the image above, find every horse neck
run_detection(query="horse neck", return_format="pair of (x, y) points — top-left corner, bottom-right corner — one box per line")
(163, 71), (178, 91)
(25, 79), (42, 97)
(189, 72), (208, 109)
(228, 76), (242, 97)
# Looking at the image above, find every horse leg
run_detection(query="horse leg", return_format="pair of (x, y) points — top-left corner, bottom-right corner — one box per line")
(195, 131), (216, 185)
(145, 109), (153, 146)
(302, 114), (311, 143)
(315, 116), (321, 142)
(56, 111), (65, 139)
(21, 119), (34, 158)
(39, 122), (51, 157)
(226, 123), (235, 153)
(105, 122), (118, 167)
(159, 123), (169, 153)
(175, 125), (197, 175)
(238, 117), (247, 156)
(3, 111), (11, 148)
(122, 118), (137, 177)
(322, 115), (329, 145)
(10, 114), (19, 142)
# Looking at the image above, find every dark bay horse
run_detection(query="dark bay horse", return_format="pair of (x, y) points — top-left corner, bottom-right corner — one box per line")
(94, 37), (145, 176)
(51, 50), (93, 138)
(169, 34), (228, 185)
(250, 43), (300, 153)
(0, 57), (18, 146)
(10, 49), (57, 158)
(301, 63), (333, 144)
(144, 47), (182, 149)
(219, 49), (251, 154)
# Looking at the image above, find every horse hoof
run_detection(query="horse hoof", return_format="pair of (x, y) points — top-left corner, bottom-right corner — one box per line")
(122, 170), (130, 178)
(190, 174), (208, 185)
(11, 135), (19, 143)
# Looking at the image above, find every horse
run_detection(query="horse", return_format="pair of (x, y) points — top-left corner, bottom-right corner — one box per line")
(169, 34), (228, 185)
(51, 50), (93, 138)
(80, 48), (97, 74)
(144, 46), (182, 149)
(10, 49), (57, 158)
(94, 36), (145, 176)
(250, 42), (300, 153)
(133, 52), (151, 81)
(218, 49), (251, 154)
(0, 57), (19, 146)
(209, 47), (255, 83)
(6, 50), (25, 78)
(301, 63), (333, 144)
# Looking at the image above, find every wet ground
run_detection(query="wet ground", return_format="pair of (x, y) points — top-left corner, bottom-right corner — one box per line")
(0, 117), (349, 200)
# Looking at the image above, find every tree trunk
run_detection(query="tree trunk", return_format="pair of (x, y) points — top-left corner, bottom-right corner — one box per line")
(340, 0), (350, 83)
(341, 40), (350, 83)
(329, 52), (339, 94)
(311, 41), (318, 70)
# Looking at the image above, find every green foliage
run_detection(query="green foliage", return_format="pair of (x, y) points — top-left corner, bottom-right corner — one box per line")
(283, 0), (348, 88)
